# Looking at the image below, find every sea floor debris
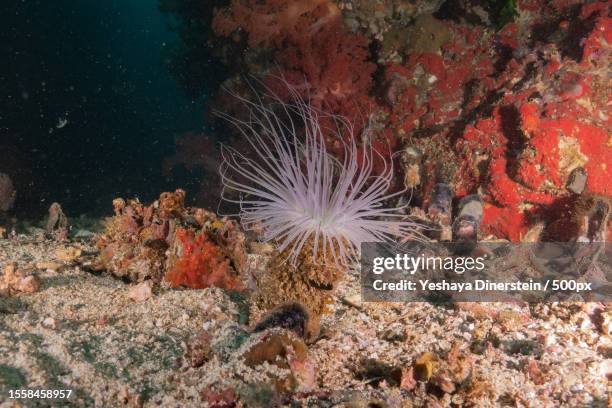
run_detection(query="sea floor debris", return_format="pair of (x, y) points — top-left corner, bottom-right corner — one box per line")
(0, 231), (610, 407)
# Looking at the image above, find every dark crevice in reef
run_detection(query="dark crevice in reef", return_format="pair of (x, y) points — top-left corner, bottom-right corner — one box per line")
(537, 195), (581, 241)
(529, 5), (599, 63)
(412, 124), (447, 139)
(493, 42), (515, 73)
(498, 105), (526, 182)
(447, 87), (506, 146)
(434, 0), (504, 27)
(412, 82), (507, 144)
(511, 62), (537, 92)
(558, 10), (598, 62)
(415, 50), (538, 150)
(461, 79), (480, 109)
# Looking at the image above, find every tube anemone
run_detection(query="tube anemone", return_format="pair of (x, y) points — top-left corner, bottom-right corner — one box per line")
(217, 86), (422, 267)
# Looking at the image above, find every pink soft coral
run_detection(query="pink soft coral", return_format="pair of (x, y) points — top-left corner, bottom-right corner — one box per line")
(272, 19), (375, 117)
(212, 0), (340, 47)
(212, 0), (375, 129)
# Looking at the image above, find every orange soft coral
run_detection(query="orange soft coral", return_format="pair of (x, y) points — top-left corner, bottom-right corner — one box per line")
(166, 228), (243, 291)
(212, 0), (375, 131)
(272, 19), (375, 117)
(212, 0), (340, 48)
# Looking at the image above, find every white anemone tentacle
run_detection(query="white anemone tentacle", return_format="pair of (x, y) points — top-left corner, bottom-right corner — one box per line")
(216, 83), (423, 267)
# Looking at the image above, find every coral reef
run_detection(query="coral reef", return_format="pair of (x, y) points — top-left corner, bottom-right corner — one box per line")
(212, 0), (341, 48)
(447, 2), (612, 240)
(2, 1), (611, 406)
(95, 190), (246, 290)
(208, 0), (611, 242)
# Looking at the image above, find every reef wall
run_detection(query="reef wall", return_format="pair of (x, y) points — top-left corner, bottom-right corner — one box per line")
(185, 0), (612, 242)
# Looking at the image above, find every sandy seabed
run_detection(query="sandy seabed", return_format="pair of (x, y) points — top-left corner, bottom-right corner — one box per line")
(0, 235), (610, 407)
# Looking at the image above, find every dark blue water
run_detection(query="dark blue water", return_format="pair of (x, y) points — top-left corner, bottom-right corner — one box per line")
(1, 0), (223, 217)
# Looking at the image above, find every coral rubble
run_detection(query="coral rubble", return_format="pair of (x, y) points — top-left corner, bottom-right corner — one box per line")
(0, 262), (41, 295)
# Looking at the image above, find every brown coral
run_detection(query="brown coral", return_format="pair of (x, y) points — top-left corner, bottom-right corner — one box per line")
(250, 239), (344, 336)
(46, 202), (69, 240)
(158, 188), (186, 219)
(243, 330), (315, 392)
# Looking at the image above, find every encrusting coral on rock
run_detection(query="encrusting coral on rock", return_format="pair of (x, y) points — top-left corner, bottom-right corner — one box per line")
(95, 189), (246, 290)
(165, 227), (242, 290)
